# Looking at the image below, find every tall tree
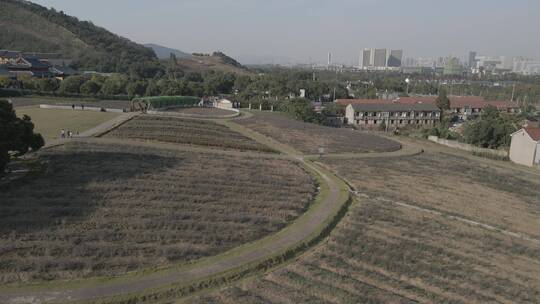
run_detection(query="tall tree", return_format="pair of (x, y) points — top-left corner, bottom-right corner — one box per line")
(435, 89), (451, 121)
(462, 106), (517, 149)
(0, 100), (44, 175)
(436, 89), (451, 111)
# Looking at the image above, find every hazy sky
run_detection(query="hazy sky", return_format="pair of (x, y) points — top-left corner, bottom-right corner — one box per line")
(31, 0), (540, 64)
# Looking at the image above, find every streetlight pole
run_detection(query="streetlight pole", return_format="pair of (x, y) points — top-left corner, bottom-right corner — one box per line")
(405, 78), (410, 96)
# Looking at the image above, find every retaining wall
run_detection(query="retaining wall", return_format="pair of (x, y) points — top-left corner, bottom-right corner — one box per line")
(39, 104), (125, 113)
(428, 136), (508, 157)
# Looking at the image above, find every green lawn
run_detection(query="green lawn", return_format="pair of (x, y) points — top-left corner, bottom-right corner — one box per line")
(16, 106), (120, 144)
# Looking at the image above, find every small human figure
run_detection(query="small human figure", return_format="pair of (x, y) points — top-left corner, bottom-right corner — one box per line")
(61, 129), (66, 138)
(72, 104), (75, 110)
(81, 104), (85, 110)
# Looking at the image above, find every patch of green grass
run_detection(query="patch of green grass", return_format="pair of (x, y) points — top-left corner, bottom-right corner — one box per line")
(15, 107), (120, 143)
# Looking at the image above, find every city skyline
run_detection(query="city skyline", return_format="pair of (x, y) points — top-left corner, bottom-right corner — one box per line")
(30, 0), (540, 65)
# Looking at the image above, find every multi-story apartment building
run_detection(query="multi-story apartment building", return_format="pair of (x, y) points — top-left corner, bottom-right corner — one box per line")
(338, 97), (520, 126)
(345, 103), (440, 129)
(387, 49), (403, 67)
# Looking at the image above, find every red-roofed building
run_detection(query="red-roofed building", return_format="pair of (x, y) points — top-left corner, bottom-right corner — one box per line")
(510, 128), (540, 167)
(335, 99), (393, 106)
(487, 101), (521, 113)
(336, 96), (520, 120)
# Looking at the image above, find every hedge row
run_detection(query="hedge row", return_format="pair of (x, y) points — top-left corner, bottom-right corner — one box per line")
(133, 96), (200, 109)
(0, 88), (131, 100)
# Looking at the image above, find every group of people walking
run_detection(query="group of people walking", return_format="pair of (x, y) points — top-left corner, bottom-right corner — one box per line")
(60, 129), (78, 139)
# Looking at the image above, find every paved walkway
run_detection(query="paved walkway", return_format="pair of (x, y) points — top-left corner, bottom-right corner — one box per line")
(42, 112), (138, 149)
(0, 114), (350, 304)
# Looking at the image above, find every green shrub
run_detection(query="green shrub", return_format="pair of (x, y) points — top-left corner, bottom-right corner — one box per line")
(133, 96), (200, 109)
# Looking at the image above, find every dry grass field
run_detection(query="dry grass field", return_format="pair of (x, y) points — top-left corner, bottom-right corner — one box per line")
(0, 142), (315, 284)
(193, 200), (540, 304)
(190, 151), (540, 304)
(234, 111), (401, 154)
(105, 115), (274, 152)
(15, 107), (120, 143)
(323, 152), (540, 238)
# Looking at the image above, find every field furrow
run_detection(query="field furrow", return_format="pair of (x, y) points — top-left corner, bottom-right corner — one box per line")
(105, 115), (275, 152)
(0, 141), (315, 283)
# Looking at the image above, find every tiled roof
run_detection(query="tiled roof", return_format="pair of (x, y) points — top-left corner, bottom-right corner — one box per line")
(525, 127), (540, 141)
(0, 50), (21, 58)
(24, 57), (50, 69)
(393, 96), (436, 104)
(349, 103), (440, 112)
(335, 99), (390, 106)
(449, 99), (487, 109)
(337, 96), (519, 110)
(486, 101), (520, 109)
(51, 65), (77, 75)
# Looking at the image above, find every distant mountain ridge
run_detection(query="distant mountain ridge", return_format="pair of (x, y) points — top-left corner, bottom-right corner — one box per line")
(0, 0), (158, 76)
(144, 43), (191, 59)
(0, 0), (250, 76)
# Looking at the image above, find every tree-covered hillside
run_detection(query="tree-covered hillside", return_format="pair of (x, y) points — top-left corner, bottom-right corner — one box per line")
(0, 0), (160, 77)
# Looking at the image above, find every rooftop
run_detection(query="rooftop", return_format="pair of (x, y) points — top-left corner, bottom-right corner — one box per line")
(349, 102), (439, 112)
(525, 127), (540, 141)
(0, 50), (21, 58)
(337, 96), (519, 110)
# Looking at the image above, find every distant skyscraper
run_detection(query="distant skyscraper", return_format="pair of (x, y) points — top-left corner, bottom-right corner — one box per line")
(362, 48), (404, 69)
(373, 49), (387, 67)
(362, 49), (372, 68)
(387, 49), (403, 67)
(468, 51), (477, 68)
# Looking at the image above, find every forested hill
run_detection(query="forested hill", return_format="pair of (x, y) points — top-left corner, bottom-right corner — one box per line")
(0, 0), (159, 77)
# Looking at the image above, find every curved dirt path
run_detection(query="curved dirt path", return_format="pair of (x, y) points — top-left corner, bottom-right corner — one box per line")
(0, 115), (350, 304)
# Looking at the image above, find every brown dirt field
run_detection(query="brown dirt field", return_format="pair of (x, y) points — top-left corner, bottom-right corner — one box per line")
(105, 115), (275, 153)
(234, 111), (401, 154)
(191, 200), (540, 304)
(188, 148), (540, 304)
(0, 141), (315, 284)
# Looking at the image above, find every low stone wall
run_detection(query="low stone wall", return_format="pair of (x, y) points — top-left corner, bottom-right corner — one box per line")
(40, 104), (125, 113)
(428, 136), (508, 157)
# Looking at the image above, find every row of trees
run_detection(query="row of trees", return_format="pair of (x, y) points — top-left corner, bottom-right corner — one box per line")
(0, 69), (350, 103)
